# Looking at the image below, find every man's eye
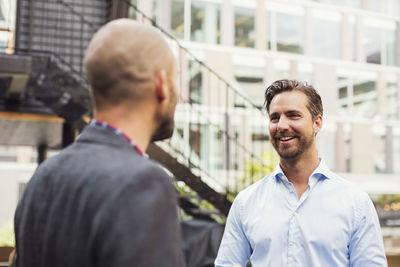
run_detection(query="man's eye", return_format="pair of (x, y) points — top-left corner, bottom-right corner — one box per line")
(270, 117), (279, 122)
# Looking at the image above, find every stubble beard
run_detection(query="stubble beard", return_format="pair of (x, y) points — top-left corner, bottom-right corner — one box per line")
(151, 116), (175, 142)
(272, 132), (315, 161)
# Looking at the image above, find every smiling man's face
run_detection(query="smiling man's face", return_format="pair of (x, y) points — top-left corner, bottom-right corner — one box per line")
(268, 90), (321, 160)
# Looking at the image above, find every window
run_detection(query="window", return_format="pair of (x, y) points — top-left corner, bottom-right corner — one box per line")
(189, 60), (202, 104)
(312, 9), (341, 59)
(348, 15), (357, 61)
(353, 79), (377, 118)
(0, 0), (16, 53)
(234, 6), (255, 48)
(191, 0), (221, 44)
(394, 126), (400, 174)
(363, 18), (396, 65)
(384, 29), (396, 66)
(189, 123), (223, 170)
(128, 0), (137, 20)
(386, 0), (400, 16)
(171, 0), (184, 39)
(364, 26), (381, 64)
(336, 71), (378, 119)
(275, 12), (303, 54)
(313, 0), (361, 8)
(386, 78), (398, 119)
(267, 4), (304, 54)
(372, 125), (386, 173)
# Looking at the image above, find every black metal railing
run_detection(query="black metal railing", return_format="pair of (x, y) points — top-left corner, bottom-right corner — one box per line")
(15, 0), (108, 75)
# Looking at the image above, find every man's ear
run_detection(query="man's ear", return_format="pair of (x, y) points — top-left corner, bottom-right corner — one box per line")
(313, 114), (323, 135)
(155, 69), (168, 102)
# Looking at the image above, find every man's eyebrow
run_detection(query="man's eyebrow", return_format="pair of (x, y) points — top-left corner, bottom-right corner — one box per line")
(286, 110), (301, 114)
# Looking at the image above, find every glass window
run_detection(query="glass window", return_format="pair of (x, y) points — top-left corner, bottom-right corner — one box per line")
(347, 0), (361, 8)
(384, 29), (396, 66)
(386, 0), (400, 16)
(363, 18), (396, 65)
(0, 31), (9, 52)
(152, 0), (158, 22)
(353, 79), (377, 118)
(372, 125), (386, 173)
(234, 6), (255, 48)
(337, 72), (379, 119)
(368, 0), (384, 13)
(0, 0), (16, 53)
(171, 0), (184, 39)
(394, 126), (400, 174)
(191, 0), (221, 44)
(0, 4), (4, 21)
(312, 10), (341, 59)
(348, 15), (357, 61)
(189, 123), (223, 170)
(276, 12), (303, 54)
(337, 77), (352, 116)
(128, 0), (137, 20)
(189, 60), (202, 104)
(364, 26), (381, 64)
(387, 80), (398, 119)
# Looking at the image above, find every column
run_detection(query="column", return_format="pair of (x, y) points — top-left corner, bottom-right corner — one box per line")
(313, 64), (337, 117)
(255, 0), (266, 50)
(158, 0), (171, 31)
(204, 2), (218, 44)
(385, 125), (393, 173)
(221, 0), (234, 46)
(335, 122), (346, 172)
(377, 72), (386, 117)
(341, 12), (351, 61)
(137, 0), (153, 24)
(351, 123), (374, 173)
(356, 15), (365, 63)
(304, 6), (313, 56)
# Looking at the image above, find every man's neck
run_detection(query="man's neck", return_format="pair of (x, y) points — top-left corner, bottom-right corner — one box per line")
(93, 107), (154, 152)
(280, 150), (320, 186)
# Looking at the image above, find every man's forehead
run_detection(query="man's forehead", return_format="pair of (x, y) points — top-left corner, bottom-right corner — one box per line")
(270, 91), (308, 107)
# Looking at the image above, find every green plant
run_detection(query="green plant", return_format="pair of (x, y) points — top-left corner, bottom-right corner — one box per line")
(0, 221), (15, 247)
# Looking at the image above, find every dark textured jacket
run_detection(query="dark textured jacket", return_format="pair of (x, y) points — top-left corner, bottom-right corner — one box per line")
(15, 125), (185, 267)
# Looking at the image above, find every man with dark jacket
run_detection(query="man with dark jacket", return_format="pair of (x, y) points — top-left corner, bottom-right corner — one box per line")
(15, 19), (185, 267)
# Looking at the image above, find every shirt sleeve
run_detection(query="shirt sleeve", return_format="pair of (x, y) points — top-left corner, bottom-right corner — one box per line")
(215, 195), (252, 267)
(348, 191), (387, 267)
(93, 166), (186, 267)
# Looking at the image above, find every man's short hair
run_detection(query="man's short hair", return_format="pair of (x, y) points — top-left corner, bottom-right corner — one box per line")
(264, 79), (323, 118)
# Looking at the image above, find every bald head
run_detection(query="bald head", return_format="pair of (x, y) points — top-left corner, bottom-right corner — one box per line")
(84, 19), (175, 111)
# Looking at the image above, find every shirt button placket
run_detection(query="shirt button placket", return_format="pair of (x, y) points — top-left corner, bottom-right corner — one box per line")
(288, 216), (295, 266)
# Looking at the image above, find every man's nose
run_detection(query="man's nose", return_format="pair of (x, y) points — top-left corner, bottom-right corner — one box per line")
(277, 117), (289, 131)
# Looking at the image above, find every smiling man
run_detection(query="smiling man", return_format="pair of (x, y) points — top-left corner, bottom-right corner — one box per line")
(215, 79), (387, 267)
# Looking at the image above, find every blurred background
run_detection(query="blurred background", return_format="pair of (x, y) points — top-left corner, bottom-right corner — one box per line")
(0, 0), (399, 266)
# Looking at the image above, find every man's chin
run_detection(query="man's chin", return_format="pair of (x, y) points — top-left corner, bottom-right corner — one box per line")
(277, 148), (301, 160)
(151, 122), (174, 142)
(151, 130), (173, 142)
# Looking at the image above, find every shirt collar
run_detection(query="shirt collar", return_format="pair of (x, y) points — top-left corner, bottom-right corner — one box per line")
(89, 119), (148, 158)
(272, 158), (333, 182)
